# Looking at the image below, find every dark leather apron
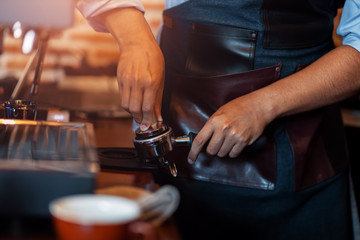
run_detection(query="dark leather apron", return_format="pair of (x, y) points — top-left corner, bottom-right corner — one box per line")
(159, 0), (348, 192)
(155, 1), (352, 239)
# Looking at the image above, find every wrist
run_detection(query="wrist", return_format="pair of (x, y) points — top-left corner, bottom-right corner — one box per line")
(97, 7), (156, 51)
(248, 89), (280, 125)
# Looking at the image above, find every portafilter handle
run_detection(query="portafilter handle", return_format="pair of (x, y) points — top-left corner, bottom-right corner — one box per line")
(171, 132), (197, 147)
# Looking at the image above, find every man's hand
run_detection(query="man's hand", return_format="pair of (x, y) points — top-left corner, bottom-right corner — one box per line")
(116, 42), (164, 130)
(187, 93), (271, 164)
(99, 7), (164, 130)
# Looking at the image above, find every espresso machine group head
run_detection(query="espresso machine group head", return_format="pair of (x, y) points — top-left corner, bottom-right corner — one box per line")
(0, 0), (75, 106)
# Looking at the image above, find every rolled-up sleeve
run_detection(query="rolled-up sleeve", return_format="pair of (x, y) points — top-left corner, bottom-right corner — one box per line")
(76, 0), (145, 32)
(337, 0), (360, 53)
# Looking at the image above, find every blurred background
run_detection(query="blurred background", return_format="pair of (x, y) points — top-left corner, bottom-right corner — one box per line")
(0, 0), (164, 118)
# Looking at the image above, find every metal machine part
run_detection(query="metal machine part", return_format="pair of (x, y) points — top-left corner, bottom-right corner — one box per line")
(0, 0), (75, 108)
(133, 123), (196, 177)
(0, 119), (99, 175)
(29, 32), (48, 97)
(0, 119), (99, 216)
(10, 30), (50, 101)
(3, 100), (37, 120)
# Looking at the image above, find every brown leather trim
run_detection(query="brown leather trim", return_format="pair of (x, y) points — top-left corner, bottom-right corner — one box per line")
(286, 110), (335, 190)
(295, 63), (310, 72)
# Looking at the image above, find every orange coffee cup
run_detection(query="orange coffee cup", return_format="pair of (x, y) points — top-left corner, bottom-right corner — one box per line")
(49, 194), (155, 240)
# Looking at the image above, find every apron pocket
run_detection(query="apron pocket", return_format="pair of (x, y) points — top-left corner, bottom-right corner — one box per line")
(164, 63), (282, 190)
(185, 22), (257, 76)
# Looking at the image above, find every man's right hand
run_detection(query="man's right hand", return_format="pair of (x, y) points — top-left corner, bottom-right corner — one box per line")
(98, 7), (165, 130)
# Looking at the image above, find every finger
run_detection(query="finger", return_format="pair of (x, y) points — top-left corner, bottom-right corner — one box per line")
(154, 88), (163, 123)
(154, 104), (163, 123)
(205, 130), (225, 156)
(129, 85), (144, 126)
(121, 93), (130, 115)
(141, 87), (156, 130)
(216, 138), (235, 158)
(228, 143), (247, 158)
(117, 67), (133, 114)
(187, 127), (213, 164)
(119, 80), (131, 112)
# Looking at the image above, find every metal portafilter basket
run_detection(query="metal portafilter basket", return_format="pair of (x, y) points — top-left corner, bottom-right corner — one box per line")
(133, 123), (196, 177)
(2, 99), (37, 120)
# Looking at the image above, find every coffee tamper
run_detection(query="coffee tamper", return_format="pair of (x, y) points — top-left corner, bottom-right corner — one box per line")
(133, 123), (196, 177)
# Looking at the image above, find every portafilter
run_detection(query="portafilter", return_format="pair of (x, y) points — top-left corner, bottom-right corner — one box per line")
(133, 123), (196, 177)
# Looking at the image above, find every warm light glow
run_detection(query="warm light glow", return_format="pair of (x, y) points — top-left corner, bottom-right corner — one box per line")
(0, 119), (38, 125)
(47, 110), (70, 122)
(0, 119), (16, 125)
(53, 114), (65, 121)
(12, 21), (22, 39)
(22, 30), (36, 54)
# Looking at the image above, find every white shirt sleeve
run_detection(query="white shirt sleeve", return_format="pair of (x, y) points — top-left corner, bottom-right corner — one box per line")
(337, 0), (360, 53)
(76, 0), (145, 32)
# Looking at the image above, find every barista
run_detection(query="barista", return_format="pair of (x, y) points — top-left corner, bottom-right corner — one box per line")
(77, 0), (360, 239)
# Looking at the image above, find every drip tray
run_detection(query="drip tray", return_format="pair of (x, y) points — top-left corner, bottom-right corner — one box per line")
(97, 147), (158, 171)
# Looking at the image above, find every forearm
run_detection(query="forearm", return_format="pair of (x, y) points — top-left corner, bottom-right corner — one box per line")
(258, 45), (360, 122)
(96, 7), (157, 51)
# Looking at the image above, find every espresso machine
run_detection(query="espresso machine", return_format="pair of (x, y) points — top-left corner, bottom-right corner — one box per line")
(0, 0), (99, 227)
(0, 0), (74, 104)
